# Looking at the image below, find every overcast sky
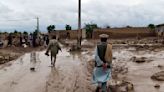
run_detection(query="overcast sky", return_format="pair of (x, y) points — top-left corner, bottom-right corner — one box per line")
(0, 0), (164, 32)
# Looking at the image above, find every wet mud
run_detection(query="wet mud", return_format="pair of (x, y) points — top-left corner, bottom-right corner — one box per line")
(0, 48), (94, 92)
(0, 43), (164, 92)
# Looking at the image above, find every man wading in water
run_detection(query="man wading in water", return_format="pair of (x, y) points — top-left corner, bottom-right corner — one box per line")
(92, 34), (112, 92)
(45, 35), (62, 66)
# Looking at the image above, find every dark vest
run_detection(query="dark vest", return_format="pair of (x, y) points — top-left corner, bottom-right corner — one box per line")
(97, 42), (107, 63)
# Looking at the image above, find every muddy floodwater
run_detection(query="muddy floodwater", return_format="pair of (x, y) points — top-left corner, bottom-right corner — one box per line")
(0, 45), (164, 92)
(0, 48), (93, 92)
(113, 46), (164, 92)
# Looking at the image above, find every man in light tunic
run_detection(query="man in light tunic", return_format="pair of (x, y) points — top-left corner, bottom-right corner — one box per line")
(45, 35), (61, 66)
(92, 34), (112, 92)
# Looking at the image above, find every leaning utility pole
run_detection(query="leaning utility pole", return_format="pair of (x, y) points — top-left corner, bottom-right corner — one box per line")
(77, 0), (82, 49)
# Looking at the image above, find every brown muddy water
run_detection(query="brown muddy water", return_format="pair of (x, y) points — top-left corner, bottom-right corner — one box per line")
(113, 46), (164, 92)
(0, 45), (164, 92)
(0, 48), (94, 92)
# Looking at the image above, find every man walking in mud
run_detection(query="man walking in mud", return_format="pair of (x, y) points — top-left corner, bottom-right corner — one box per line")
(92, 34), (112, 92)
(45, 35), (61, 66)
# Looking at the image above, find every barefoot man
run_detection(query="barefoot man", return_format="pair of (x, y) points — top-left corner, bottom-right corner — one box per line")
(45, 35), (61, 66)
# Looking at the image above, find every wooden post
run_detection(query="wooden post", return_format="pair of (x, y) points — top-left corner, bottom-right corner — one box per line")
(77, 0), (81, 49)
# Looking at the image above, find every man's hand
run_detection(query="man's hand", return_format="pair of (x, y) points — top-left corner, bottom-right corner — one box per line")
(45, 52), (49, 56)
(103, 63), (107, 71)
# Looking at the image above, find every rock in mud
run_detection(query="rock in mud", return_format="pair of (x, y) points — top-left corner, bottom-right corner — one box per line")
(157, 65), (163, 69)
(154, 84), (160, 89)
(30, 67), (35, 71)
(151, 71), (164, 81)
(126, 83), (134, 91)
(113, 57), (116, 60)
(132, 57), (147, 63)
(108, 81), (134, 92)
(0, 55), (3, 61)
(0, 60), (5, 64)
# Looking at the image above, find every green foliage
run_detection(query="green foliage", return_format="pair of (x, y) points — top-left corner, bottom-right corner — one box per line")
(148, 24), (155, 29)
(126, 25), (132, 28)
(18, 32), (22, 34)
(65, 24), (72, 30)
(106, 25), (110, 28)
(47, 25), (55, 33)
(85, 23), (98, 38)
(23, 31), (28, 35)
(4, 32), (8, 34)
(14, 30), (18, 34)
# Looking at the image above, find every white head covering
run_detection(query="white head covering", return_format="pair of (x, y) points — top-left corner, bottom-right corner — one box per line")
(99, 34), (109, 38)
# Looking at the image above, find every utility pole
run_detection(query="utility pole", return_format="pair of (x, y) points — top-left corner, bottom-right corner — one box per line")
(77, 0), (81, 49)
(36, 17), (39, 33)
(34, 17), (40, 37)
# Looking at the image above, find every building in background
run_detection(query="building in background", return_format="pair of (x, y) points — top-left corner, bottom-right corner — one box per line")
(156, 24), (164, 38)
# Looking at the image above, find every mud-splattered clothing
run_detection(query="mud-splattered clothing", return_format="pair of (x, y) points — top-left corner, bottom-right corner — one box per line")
(46, 39), (61, 57)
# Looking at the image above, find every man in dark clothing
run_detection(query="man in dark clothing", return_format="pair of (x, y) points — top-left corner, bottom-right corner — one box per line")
(7, 33), (12, 46)
(32, 33), (37, 47)
(20, 34), (23, 46)
(46, 35), (49, 46)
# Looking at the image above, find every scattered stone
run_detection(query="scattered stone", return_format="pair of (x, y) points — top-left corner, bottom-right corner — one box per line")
(130, 56), (136, 61)
(0, 60), (5, 64)
(154, 84), (160, 89)
(108, 81), (134, 92)
(122, 42), (126, 44)
(3, 68), (7, 71)
(151, 71), (164, 81)
(126, 83), (134, 91)
(133, 57), (146, 63)
(0, 56), (4, 61)
(143, 45), (149, 49)
(30, 67), (35, 71)
(157, 65), (163, 69)
(113, 57), (116, 60)
(11, 81), (18, 85)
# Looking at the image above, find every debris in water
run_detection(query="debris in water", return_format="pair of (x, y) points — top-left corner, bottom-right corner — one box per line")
(151, 71), (164, 81)
(30, 67), (35, 71)
(154, 84), (160, 89)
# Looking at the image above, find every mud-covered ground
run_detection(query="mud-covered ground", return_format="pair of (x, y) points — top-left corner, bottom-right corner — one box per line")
(0, 38), (164, 92)
(0, 46), (45, 64)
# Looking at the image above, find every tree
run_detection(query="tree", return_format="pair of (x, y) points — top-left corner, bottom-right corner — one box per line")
(14, 30), (18, 34)
(148, 24), (155, 30)
(23, 31), (28, 35)
(106, 25), (110, 29)
(126, 25), (132, 28)
(13, 30), (19, 36)
(47, 25), (55, 33)
(3, 32), (8, 34)
(65, 24), (72, 30)
(18, 32), (22, 35)
(85, 23), (98, 38)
